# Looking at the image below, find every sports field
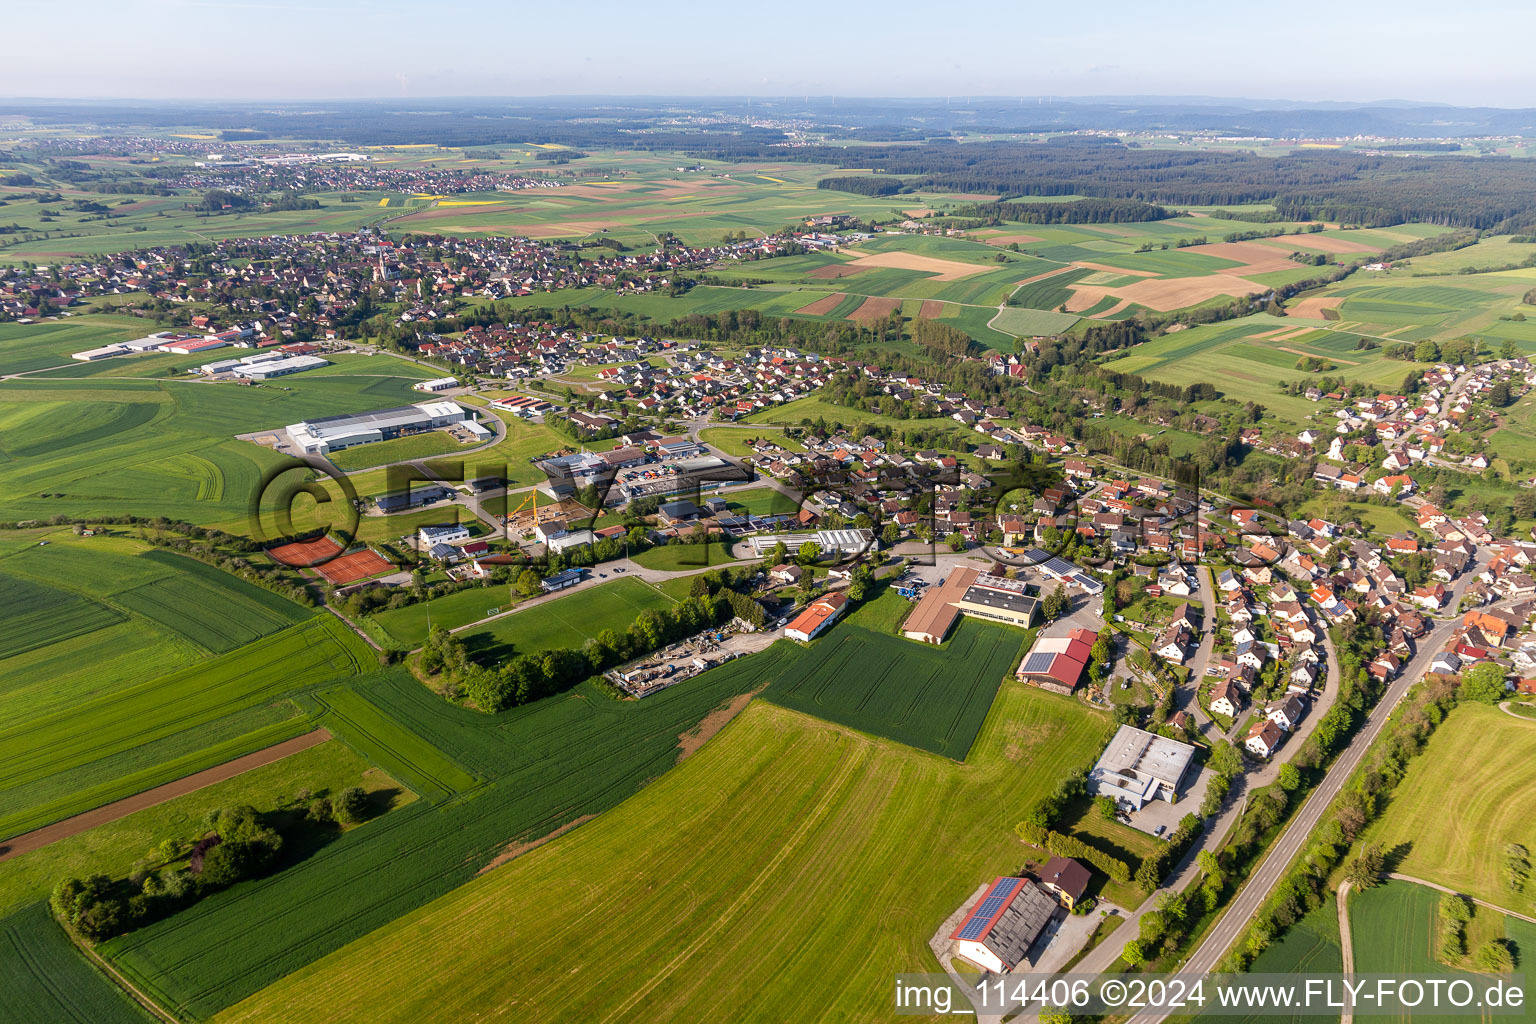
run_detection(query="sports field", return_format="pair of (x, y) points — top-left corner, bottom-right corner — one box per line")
(764, 619), (1028, 759)
(209, 682), (1110, 1024)
(1359, 703), (1536, 906)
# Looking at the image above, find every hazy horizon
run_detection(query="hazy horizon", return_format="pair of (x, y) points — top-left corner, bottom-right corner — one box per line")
(4, 0), (1533, 108)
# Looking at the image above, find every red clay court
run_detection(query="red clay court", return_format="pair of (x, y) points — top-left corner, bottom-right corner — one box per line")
(267, 536), (344, 567)
(313, 548), (395, 585)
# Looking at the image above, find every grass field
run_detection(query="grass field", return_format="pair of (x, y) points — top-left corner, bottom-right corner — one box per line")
(1359, 703), (1536, 907)
(455, 576), (680, 663)
(743, 395), (957, 432)
(1348, 881), (1533, 1002)
(0, 902), (153, 1023)
(0, 341), (440, 530)
(326, 430), (469, 471)
(99, 657), (800, 1017)
(0, 189), (391, 262)
(0, 615), (372, 841)
(109, 550), (313, 654)
(1202, 900), (1342, 1024)
(1101, 313), (1434, 425)
(696, 426), (800, 459)
(721, 485), (801, 515)
(364, 579), (530, 647)
(629, 541), (740, 572)
(208, 682), (1109, 1024)
(0, 741), (409, 919)
(764, 619), (1029, 759)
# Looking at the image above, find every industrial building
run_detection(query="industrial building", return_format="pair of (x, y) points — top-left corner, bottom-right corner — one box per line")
(413, 377), (459, 393)
(202, 351), (328, 379)
(1089, 725), (1197, 811)
(901, 567), (1040, 645)
(949, 876), (1059, 973)
(376, 485), (453, 513)
(418, 523), (470, 548)
(746, 529), (875, 561)
(286, 401), (469, 455)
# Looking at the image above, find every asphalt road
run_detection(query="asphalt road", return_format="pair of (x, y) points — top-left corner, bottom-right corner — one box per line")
(1125, 547), (1493, 1024)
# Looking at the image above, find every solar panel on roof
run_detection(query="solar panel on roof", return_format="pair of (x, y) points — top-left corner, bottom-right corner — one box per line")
(1021, 651), (1057, 674)
(957, 878), (1022, 940)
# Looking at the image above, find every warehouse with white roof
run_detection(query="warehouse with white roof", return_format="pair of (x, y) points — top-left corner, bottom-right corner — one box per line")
(286, 401), (469, 455)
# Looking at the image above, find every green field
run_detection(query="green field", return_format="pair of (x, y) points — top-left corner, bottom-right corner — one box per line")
(0, 346), (440, 530)
(629, 541), (740, 572)
(99, 657), (800, 1018)
(1102, 314), (1434, 424)
(455, 576), (680, 663)
(721, 485), (802, 515)
(1360, 703), (1536, 906)
(0, 740), (409, 919)
(0, 902), (153, 1023)
(743, 395), (956, 432)
(109, 550), (313, 654)
(208, 682), (1109, 1024)
(326, 430), (469, 471)
(0, 570), (125, 659)
(990, 304), (1081, 336)
(764, 619), (1029, 759)
(0, 615), (371, 840)
(0, 189), (392, 262)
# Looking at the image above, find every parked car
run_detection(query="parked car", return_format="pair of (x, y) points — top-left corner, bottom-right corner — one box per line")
(1153, 824), (1167, 837)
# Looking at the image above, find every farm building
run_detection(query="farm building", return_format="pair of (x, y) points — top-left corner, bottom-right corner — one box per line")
(413, 377), (459, 393)
(949, 876), (1059, 973)
(1089, 725), (1197, 811)
(784, 591), (848, 642)
(286, 401), (469, 455)
(71, 343), (132, 361)
(1016, 627), (1100, 693)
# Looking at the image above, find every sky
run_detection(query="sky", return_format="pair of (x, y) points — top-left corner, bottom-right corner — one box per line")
(4, 0), (1535, 107)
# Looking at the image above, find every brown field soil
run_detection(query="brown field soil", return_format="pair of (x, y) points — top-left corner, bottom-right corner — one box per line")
(315, 548), (396, 584)
(1289, 295), (1345, 318)
(1260, 233), (1380, 254)
(1074, 274), (1267, 312)
(1073, 261), (1160, 277)
(479, 814), (596, 875)
(676, 687), (765, 762)
(0, 730), (332, 863)
(795, 293), (848, 316)
(1184, 241), (1302, 276)
(1064, 285), (1115, 312)
(982, 232), (1044, 245)
(268, 535), (343, 567)
(836, 251), (991, 280)
(847, 296), (902, 321)
(918, 300), (946, 318)
(807, 264), (869, 280)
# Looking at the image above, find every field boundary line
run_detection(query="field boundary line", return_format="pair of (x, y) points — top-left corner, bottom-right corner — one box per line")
(1386, 872), (1536, 926)
(0, 730), (332, 862)
(65, 921), (185, 1024)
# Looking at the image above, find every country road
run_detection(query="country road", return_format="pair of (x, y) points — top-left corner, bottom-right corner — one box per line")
(1124, 546), (1494, 1024)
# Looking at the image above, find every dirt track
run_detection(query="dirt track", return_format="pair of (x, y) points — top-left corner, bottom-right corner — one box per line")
(0, 729), (332, 863)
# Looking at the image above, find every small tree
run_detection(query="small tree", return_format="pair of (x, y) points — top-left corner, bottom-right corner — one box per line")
(334, 786), (369, 824)
(1042, 584), (1069, 621)
(1460, 662), (1507, 703)
(1278, 762), (1301, 791)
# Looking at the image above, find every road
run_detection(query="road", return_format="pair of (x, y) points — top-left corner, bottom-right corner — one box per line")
(1123, 547), (1492, 1024)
